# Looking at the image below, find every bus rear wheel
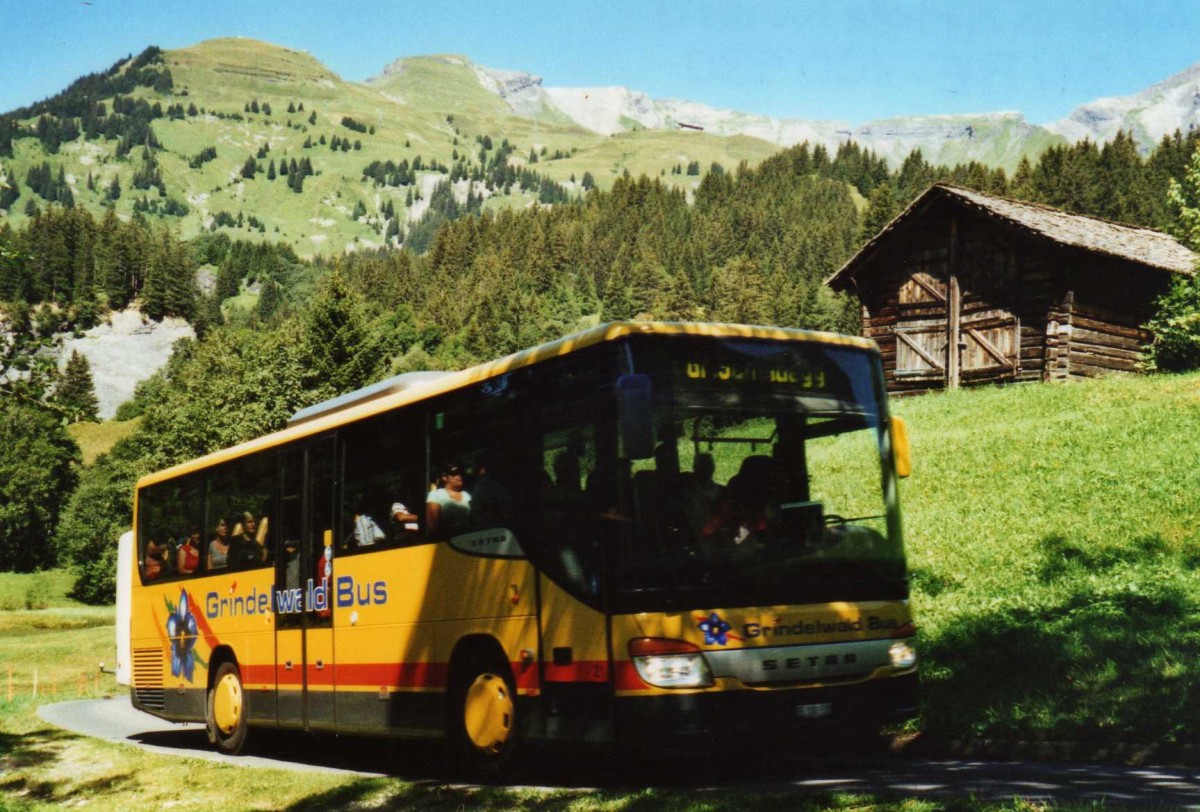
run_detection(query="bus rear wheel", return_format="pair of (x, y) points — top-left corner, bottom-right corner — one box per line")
(206, 661), (248, 755)
(448, 657), (517, 774)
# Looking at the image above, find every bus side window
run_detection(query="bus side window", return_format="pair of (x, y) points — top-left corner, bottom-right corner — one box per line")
(139, 474), (205, 583)
(341, 410), (425, 552)
(209, 457), (273, 571)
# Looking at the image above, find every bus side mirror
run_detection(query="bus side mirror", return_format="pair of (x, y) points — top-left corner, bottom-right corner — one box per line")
(617, 374), (654, 460)
(891, 416), (912, 478)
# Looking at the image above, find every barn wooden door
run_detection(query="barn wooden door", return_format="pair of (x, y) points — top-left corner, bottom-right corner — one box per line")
(894, 271), (948, 383)
(894, 223), (1020, 388)
(959, 309), (1020, 381)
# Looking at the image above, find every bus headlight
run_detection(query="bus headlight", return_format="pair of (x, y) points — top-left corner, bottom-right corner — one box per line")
(629, 638), (713, 688)
(888, 640), (917, 670)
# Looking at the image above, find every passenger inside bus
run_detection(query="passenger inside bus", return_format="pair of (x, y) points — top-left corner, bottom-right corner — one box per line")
(159, 536), (179, 577)
(390, 500), (420, 539)
(230, 512), (268, 568)
(632, 442), (691, 551)
(551, 451), (583, 500)
(144, 538), (167, 580)
(689, 452), (724, 538)
(284, 537), (300, 588)
(351, 499), (387, 548)
(723, 455), (788, 546)
(208, 518), (230, 570)
(426, 464), (471, 536)
(177, 527), (201, 575)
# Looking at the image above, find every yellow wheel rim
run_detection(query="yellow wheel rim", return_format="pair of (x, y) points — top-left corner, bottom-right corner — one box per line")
(463, 673), (513, 754)
(213, 672), (243, 735)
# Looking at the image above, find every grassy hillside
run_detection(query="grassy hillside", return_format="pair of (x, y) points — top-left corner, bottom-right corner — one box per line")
(895, 371), (1200, 748)
(0, 40), (780, 257)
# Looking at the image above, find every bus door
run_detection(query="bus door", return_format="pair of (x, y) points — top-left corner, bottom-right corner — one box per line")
(535, 424), (618, 743)
(274, 436), (337, 729)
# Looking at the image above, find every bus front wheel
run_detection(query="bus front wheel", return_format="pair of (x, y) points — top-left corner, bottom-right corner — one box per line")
(206, 661), (248, 755)
(448, 656), (517, 774)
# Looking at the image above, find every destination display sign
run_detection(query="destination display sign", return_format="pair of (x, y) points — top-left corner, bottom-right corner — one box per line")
(681, 361), (828, 390)
(664, 338), (856, 398)
(628, 334), (880, 414)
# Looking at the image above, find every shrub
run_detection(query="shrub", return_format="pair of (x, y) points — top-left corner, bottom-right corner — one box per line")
(1145, 273), (1200, 372)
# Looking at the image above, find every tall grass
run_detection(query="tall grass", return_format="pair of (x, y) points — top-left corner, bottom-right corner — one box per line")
(894, 372), (1200, 746)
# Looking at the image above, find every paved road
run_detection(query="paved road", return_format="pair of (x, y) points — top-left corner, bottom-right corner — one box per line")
(38, 699), (1200, 806)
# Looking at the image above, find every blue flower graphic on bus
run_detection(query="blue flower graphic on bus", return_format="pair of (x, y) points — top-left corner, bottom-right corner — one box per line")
(697, 612), (732, 646)
(165, 589), (200, 682)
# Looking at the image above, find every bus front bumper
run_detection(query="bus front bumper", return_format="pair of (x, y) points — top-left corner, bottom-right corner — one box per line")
(615, 672), (917, 749)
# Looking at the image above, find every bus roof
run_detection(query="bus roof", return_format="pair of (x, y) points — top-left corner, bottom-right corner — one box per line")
(135, 321), (878, 489)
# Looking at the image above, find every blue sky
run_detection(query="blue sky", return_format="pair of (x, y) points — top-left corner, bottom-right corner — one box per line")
(1, 0), (1198, 124)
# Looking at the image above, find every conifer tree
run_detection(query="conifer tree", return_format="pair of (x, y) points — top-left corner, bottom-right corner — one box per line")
(1099, 131), (1153, 224)
(708, 255), (770, 325)
(55, 349), (100, 423)
(601, 249), (635, 321)
(256, 279), (283, 321)
(301, 268), (382, 398)
(140, 240), (169, 319)
(895, 149), (934, 200)
(861, 182), (900, 239)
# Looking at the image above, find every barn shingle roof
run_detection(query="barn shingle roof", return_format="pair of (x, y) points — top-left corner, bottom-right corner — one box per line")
(828, 184), (1197, 290)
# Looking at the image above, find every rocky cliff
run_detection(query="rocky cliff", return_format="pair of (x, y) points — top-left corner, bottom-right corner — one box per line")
(60, 309), (193, 419)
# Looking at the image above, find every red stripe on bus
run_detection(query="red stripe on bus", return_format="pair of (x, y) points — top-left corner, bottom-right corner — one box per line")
(238, 660), (541, 691)
(543, 660), (609, 683)
(512, 662), (539, 691)
(242, 664), (275, 684)
(334, 662), (449, 688)
(307, 664), (334, 686)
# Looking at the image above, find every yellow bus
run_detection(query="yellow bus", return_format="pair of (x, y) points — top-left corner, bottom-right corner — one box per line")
(127, 321), (916, 769)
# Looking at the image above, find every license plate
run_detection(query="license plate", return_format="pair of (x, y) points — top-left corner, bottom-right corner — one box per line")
(794, 702), (833, 719)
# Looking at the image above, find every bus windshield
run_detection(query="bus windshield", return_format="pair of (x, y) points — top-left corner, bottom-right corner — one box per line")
(608, 335), (903, 612)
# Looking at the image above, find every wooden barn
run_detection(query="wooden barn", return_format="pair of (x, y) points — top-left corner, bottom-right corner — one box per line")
(827, 183), (1196, 394)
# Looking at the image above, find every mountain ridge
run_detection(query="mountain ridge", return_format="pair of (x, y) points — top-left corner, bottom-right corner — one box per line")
(1, 37), (1197, 261)
(1047, 62), (1200, 148)
(437, 51), (1200, 162)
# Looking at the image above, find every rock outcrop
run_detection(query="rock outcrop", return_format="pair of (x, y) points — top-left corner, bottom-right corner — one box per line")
(1047, 62), (1200, 149)
(60, 309), (194, 419)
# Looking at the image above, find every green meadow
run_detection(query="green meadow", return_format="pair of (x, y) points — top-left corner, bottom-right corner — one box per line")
(897, 372), (1200, 751)
(66, 418), (142, 467)
(3, 372), (1199, 809)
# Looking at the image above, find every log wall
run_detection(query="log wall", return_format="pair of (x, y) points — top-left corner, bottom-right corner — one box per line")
(1063, 253), (1171, 379)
